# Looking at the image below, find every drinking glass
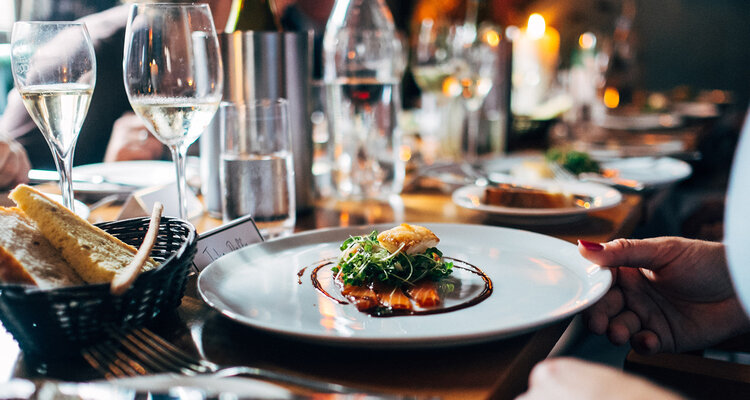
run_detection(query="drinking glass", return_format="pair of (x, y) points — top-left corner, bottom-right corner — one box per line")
(446, 25), (498, 163)
(10, 22), (96, 212)
(123, 3), (222, 219)
(411, 20), (462, 162)
(220, 100), (296, 239)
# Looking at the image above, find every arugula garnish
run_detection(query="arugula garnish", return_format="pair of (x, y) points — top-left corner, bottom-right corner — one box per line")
(332, 231), (453, 287)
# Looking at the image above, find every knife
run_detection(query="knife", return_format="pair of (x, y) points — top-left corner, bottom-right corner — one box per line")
(27, 169), (139, 188)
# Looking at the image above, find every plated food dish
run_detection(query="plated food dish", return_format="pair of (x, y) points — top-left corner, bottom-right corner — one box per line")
(319, 224), (490, 317)
(197, 223), (612, 348)
(453, 180), (622, 225)
(482, 153), (691, 190)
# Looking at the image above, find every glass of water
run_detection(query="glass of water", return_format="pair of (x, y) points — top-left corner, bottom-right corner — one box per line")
(220, 99), (296, 239)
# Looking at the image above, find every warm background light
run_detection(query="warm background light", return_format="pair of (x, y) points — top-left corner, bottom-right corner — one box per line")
(579, 32), (597, 50)
(527, 13), (546, 40)
(603, 87), (620, 108)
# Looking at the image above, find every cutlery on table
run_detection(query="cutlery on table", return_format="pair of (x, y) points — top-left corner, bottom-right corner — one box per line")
(81, 326), (401, 397)
(27, 169), (139, 188)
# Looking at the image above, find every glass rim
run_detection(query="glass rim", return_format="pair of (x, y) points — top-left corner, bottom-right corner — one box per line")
(12, 21), (87, 26)
(131, 2), (211, 9)
(220, 98), (289, 108)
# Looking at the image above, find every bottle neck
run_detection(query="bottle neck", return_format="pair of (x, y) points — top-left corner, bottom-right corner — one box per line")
(225, 0), (281, 33)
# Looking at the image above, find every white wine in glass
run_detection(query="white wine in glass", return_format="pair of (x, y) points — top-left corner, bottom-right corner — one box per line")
(11, 22), (96, 212)
(123, 3), (223, 219)
(129, 96), (220, 147)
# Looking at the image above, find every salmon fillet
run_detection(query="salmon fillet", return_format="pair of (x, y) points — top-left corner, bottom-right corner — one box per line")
(407, 280), (441, 308)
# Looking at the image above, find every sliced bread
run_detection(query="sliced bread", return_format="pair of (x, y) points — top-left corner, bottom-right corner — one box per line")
(10, 185), (157, 284)
(0, 207), (84, 288)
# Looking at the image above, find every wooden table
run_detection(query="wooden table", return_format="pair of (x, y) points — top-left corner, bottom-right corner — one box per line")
(1, 189), (642, 399)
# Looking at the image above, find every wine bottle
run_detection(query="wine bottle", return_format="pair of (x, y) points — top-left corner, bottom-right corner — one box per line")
(601, 0), (638, 110)
(322, 0), (405, 199)
(224, 0), (281, 32)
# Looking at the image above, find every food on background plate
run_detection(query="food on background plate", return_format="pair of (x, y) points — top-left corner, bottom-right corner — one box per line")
(485, 184), (589, 209)
(332, 224), (454, 313)
(509, 159), (555, 181)
(0, 185), (157, 287)
(545, 148), (601, 175)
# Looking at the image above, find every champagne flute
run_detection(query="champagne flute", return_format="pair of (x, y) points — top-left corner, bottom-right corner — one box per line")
(10, 22), (96, 212)
(123, 3), (222, 219)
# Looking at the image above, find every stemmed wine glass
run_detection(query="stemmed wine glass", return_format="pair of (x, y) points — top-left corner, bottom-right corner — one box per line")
(123, 3), (222, 219)
(10, 22), (96, 212)
(411, 19), (460, 162)
(447, 24), (498, 164)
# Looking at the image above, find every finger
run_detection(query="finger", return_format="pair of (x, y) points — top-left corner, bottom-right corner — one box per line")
(583, 288), (625, 333)
(13, 149), (31, 185)
(607, 310), (642, 345)
(631, 330), (662, 354)
(0, 144), (15, 188)
(579, 238), (680, 271)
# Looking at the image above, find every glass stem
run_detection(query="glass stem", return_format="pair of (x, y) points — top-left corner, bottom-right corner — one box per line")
(56, 148), (76, 213)
(170, 144), (189, 220)
(466, 108), (480, 164)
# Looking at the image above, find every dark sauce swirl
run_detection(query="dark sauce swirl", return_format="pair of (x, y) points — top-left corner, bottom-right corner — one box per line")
(303, 257), (492, 317)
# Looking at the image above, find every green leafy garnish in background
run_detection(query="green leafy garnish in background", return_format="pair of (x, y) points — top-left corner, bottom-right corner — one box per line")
(545, 148), (601, 175)
(332, 231), (453, 287)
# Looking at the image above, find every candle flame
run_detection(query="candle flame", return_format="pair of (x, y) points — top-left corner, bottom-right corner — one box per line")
(483, 29), (501, 47)
(527, 14), (546, 40)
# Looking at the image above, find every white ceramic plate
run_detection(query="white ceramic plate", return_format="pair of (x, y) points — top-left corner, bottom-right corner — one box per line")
(73, 160), (176, 189)
(198, 223), (612, 348)
(483, 155), (692, 190)
(600, 157), (692, 187)
(452, 180), (622, 225)
(47, 194), (90, 220)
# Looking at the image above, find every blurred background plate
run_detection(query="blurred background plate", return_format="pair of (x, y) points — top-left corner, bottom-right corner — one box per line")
(600, 157), (692, 188)
(452, 180), (622, 225)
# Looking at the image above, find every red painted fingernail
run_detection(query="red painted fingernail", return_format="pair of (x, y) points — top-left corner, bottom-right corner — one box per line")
(578, 240), (604, 251)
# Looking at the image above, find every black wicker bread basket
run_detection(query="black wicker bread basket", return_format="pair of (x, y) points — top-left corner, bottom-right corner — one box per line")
(0, 216), (197, 359)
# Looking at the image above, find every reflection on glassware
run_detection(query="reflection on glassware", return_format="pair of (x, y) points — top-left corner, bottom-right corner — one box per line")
(123, 3), (223, 219)
(10, 22), (96, 212)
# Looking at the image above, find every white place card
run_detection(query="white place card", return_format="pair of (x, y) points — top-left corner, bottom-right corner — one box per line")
(117, 182), (203, 220)
(192, 214), (264, 272)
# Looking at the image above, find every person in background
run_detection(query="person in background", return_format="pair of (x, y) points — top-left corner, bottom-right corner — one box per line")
(519, 111), (750, 399)
(0, 135), (30, 189)
(0, 5), (158, 170)
(0, 0), (232, 171)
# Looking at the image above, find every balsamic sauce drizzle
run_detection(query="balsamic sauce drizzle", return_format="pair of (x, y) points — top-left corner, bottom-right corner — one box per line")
(301, 257), (493, 317)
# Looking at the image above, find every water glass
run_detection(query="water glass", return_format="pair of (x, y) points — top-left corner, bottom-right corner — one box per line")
(220, 100), (296, 239)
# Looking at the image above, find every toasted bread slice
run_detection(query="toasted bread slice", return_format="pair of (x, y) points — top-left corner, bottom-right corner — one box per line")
(0, 207), (84, 288)
(10, 185), (157, 284)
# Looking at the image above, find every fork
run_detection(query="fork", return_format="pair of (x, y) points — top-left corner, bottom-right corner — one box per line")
(547, 162), (577, 182)
(548, 161), (645, 192)
(80, 326), (361, 394)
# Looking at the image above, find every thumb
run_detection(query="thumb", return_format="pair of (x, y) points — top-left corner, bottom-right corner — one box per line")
(578, 237), (685, 271)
